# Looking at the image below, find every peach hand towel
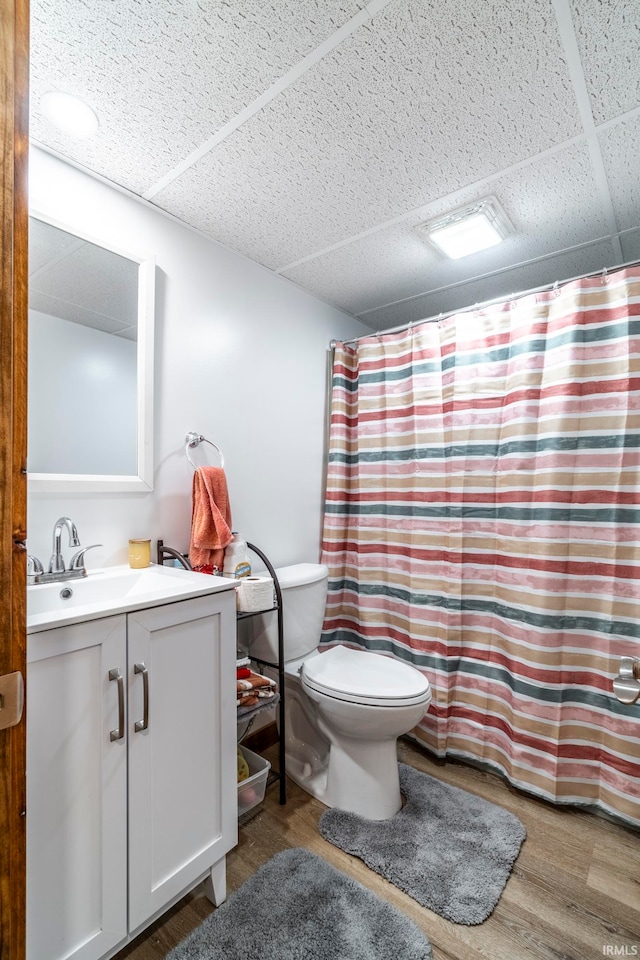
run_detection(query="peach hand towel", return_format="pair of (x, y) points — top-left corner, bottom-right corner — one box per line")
(189, 466), (233, 572)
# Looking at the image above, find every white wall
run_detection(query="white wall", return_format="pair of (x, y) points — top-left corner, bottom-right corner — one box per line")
(28, 147), (370, 570)
(28, 310), (137, 475)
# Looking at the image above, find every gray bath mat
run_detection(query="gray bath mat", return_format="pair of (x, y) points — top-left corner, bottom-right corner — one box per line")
(319, 763), (526, 925)
(167, 848), (432, 960)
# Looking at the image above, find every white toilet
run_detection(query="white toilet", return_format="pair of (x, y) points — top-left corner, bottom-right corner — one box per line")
(239, 562), (432, 820)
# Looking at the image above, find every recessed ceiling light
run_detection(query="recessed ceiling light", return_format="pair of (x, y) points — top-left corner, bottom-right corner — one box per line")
(39, 91), (99, 140)
(416, 196), (513, 260)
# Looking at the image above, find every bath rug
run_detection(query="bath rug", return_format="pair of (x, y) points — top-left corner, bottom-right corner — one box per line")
(318, 763), (526, 925)
(167, 847), (432, 960)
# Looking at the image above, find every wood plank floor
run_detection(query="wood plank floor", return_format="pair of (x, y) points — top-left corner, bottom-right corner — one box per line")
(117, 738), (640, 960)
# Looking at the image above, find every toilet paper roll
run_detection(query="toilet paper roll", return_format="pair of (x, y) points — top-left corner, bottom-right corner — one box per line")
(236, 576), (275, 613)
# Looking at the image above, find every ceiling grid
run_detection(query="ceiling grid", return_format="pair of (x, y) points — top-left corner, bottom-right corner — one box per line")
(550, 0), (622, 262)
(30, 0), (640, 328)
(142, 0), (398, 201)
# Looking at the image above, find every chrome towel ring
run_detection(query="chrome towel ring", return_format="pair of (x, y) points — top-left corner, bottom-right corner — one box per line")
(185, 431), (225, 469)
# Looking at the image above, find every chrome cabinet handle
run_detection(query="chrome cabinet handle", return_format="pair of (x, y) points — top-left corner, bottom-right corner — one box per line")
(109, 668), (125, 741)
(134, 662), (149, 732)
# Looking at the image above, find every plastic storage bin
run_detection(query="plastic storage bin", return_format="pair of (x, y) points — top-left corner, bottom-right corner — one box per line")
(237, 745), (270, 816)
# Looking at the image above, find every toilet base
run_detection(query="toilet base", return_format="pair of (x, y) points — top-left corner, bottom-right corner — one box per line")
(286, 734), (402, 821)
(324, 735), (402, 820)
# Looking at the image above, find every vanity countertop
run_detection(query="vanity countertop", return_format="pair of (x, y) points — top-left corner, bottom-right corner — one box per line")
(27, 563), (235, 634)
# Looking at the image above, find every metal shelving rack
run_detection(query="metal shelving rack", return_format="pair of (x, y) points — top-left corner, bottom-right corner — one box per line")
(239, 542), (286, 805)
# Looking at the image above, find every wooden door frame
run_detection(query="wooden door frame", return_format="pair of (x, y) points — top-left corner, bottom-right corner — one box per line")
(1, 1), (29, 958)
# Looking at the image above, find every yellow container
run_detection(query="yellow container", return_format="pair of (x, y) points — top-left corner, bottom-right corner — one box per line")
(128, 539), (151, 568)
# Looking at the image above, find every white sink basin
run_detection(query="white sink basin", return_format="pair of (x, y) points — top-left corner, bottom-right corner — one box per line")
(27, 563), (235, 633)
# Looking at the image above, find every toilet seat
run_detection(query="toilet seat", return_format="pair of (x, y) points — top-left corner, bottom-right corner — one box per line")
(300, 644), (430, 707)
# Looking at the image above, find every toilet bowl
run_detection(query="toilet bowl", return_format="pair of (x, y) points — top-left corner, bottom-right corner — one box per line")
(239, 563), (432, 820)
(300, 644), (431, 819)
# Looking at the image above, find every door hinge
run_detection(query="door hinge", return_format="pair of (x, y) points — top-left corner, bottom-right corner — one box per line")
(0, 672), (24, 730)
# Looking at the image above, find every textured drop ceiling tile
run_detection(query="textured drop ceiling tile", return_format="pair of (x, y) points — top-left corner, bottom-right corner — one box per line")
(282, 142), (609, 315)
(284, 227), (441, 317)
(28, 217), (83, 276)
(29, 299), (132, 335)
(154, 0), (580, 267)
(368, 240), (618, 329)
(30, 0), (366, 194)
(599, 115), (640, 232)
(569, 0), (640, 124)
(621, 229), (640, 264)
(33, 242), (139, 323)
(29, 220), (140, 329)
(116, 326), (139, 342)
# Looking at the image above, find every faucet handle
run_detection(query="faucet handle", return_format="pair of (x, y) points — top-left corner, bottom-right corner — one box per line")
(27, 555), (44, 576)
(69, 544), (103, 573)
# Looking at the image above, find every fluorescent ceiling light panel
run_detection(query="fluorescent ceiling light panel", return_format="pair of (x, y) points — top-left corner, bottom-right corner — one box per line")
(39, 91), (99, 140)
(416, 196), (513, 260)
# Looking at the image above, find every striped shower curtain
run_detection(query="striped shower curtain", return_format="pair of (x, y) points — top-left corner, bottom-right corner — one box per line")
(321, 265), (640, 827)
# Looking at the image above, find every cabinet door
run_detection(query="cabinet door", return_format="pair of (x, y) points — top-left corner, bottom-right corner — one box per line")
(27, 616), (128, 960)
(127, 592), (237, 932)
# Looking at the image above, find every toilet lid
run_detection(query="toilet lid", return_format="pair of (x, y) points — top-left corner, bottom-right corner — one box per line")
(300, 645), (431, 706)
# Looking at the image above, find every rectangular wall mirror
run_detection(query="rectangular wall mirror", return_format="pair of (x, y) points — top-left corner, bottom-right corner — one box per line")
(27, 213), (155, 493)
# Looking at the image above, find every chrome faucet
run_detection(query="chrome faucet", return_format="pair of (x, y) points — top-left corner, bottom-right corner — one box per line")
(49, 516), (81, 574)
(27, 517), (102, 585)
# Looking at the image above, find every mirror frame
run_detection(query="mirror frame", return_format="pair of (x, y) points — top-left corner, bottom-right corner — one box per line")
(27, 211), (155, 493)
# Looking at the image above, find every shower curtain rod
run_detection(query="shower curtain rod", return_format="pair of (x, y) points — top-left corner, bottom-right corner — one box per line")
(332, 254), (640, 349)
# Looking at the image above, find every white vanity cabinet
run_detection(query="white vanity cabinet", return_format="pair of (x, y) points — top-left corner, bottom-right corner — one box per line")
(27, 613), (128, 960)
(26, 588), (237, 960)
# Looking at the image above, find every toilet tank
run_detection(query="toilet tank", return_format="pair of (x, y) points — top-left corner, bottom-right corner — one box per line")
(238, 563), (329, 664)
